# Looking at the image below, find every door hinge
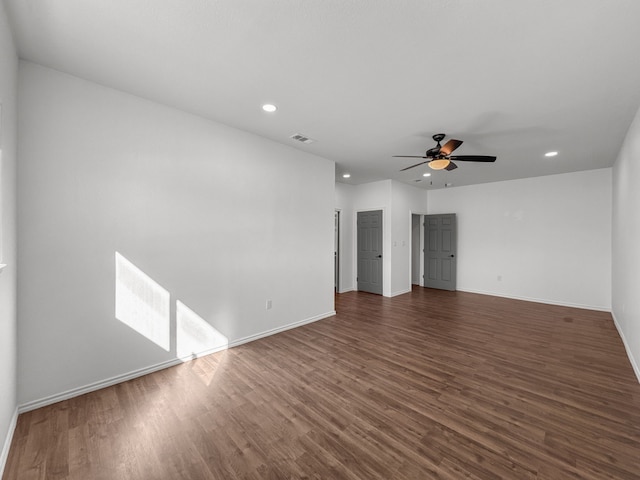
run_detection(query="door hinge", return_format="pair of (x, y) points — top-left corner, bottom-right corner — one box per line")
(356, 277), (359, 281)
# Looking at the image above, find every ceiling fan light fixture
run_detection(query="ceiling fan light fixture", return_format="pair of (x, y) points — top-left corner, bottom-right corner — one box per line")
(429, 159), (450, 170)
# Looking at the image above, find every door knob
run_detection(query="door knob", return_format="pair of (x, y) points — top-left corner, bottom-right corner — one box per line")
(450, 254), (455, 258)
(377, 255), (382, 258)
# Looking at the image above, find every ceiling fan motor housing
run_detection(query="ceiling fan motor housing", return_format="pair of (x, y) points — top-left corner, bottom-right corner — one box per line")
(426, 147), (440, 157)
(427, 133), (447, 156)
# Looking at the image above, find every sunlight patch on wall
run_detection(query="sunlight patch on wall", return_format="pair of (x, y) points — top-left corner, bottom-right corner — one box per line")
(115, 252), (170, 351)
(176, 300), (228, 359)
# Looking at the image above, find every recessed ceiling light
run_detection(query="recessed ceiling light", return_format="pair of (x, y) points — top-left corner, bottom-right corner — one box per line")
(545, 151), (558, 157)
(423, 172), (431, 177)
(262, 104), (277, 113)
(342, 173), (351, 178)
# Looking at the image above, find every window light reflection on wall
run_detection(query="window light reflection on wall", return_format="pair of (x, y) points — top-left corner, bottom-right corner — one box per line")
(115, 252), (170, 351)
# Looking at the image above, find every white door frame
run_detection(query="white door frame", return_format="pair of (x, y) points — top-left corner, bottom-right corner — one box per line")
(355, 207), (386, 295)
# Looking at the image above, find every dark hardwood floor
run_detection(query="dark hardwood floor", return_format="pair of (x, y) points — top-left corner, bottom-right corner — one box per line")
(4, 287), (640, 479)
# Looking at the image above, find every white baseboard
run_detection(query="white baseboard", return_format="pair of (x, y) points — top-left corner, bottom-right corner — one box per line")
(611, 312), (640, 384)
(227, 310), (336, 349)
(337, 287), (355, 294)
(18, 357), (187, 413)
(391, 288), (412, 298)
(0, 407), (18, 478)
(18, 310), (336, 414)
(457, 288), (611, 312)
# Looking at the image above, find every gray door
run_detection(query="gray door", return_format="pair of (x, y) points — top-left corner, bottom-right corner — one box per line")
(424, 214), (457, 291)
(357, 210), (383, 295)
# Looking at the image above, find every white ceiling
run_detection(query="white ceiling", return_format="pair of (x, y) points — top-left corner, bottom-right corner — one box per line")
(5, 0), (640, 189)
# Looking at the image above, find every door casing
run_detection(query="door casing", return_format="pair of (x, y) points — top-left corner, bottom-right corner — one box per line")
(424, 213), (457, 291)
(357, 210), (383, 295)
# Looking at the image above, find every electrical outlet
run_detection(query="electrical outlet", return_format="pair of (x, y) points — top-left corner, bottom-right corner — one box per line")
(266, 300), (272, 310)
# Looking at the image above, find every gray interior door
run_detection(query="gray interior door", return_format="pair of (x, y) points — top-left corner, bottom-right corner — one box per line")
(424, 214), (457, 291)
(357, 210), (383, 295)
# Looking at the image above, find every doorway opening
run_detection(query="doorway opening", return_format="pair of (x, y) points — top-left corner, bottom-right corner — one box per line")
(424, 213), (457, 291)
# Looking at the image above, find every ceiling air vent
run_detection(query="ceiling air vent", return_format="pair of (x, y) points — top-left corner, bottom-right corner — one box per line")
(290, 133), (315, 144)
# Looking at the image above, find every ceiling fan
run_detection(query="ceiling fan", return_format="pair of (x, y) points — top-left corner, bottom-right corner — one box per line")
(394, 133), (497, 171)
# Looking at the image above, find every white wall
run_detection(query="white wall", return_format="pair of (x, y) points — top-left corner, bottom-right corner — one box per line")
(349, 180), (392, 296)
(335, 182), (355, 293)
(17, 62), (336, 406)
(0, 2), (18, 474)
(612, 105), (640, 381)
(390, 181), (428, 296)
(428, 169), (612, 310)
(335, 180), (428, 297)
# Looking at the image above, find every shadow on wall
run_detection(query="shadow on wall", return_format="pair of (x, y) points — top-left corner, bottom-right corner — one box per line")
(115, 252), (228, 360)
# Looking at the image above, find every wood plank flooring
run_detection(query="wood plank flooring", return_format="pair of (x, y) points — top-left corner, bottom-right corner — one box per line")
(4, 288), (640, 479)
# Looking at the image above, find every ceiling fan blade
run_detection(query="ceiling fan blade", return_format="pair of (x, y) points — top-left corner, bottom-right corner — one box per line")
(400, 160), (430, 171)
(393, 155), (429, 158)
(445, 161), (458, 171)
(449, 155), (496, 162)
(439, 139), (463, 156)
